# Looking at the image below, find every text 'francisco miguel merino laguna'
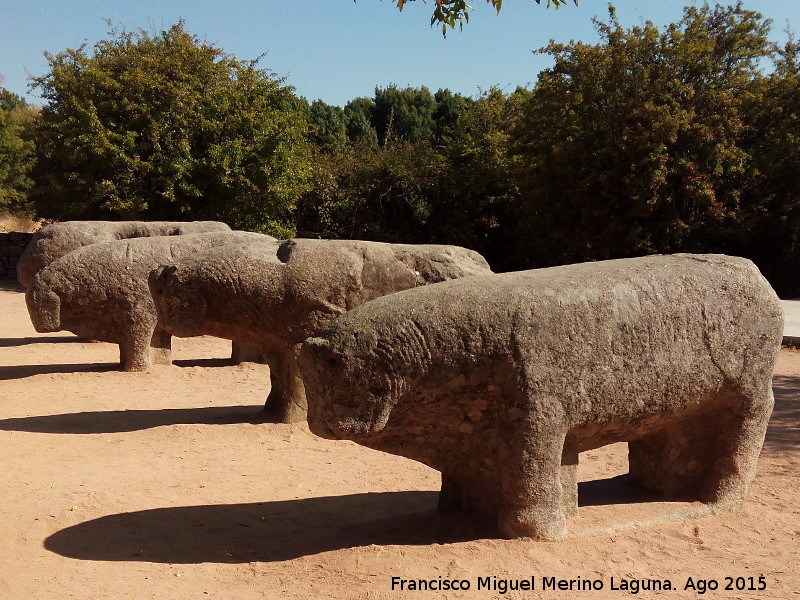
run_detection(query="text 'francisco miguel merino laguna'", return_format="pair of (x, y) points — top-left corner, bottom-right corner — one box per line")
(391, 575), (768, 594)
(392, 575), (681, 594)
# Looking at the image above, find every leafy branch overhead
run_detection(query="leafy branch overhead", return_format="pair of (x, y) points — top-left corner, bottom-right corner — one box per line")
(392, 0), (578, 34)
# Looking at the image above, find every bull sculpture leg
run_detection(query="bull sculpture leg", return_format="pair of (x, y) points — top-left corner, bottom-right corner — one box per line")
(560, 447), (579, 517)
(120, 325), (154, 372)
(628, 388), (773, 509)
(149, 326), (172, 366)
(230, 340), (264, 364)
(263, 344), (308, 423)
(703, 388), (774, 510)
(497, 414), (573, 541)
(119, 320), (172, 372)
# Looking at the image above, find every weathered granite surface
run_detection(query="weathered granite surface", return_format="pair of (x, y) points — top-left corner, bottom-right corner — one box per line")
(17, 220), (231, 287)
(298, 254), (783, 540)
(386, 243), (492, 283)
(149, 238), (493, 422)
(26, 231), (273, 371)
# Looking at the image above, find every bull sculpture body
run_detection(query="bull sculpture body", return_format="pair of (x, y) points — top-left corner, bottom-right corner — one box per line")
(148, 238), (492, 422)
(26, 231), (274, 371)
(299, 254), (783, 540)
(17, 220), (231, 287)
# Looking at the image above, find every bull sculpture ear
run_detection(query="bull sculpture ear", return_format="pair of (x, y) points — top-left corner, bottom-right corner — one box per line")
(150, 264), (177, 284)
(148, 265), (178, 297)
(301, 337), (337, 371)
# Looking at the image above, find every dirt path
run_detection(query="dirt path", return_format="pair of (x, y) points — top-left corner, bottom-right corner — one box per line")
(0, 283), (797, 599)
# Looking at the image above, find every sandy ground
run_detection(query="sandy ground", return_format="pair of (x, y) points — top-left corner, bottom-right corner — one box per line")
(0, 281), (797, 600)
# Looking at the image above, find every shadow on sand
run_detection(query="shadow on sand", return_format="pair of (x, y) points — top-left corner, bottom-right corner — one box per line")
(0, 280), (24, 292)
(0, 356), (249, 379)
(0, 405), (275, 434)
(0, 362), (117, 380)
(172, 357), (238, 368)
(767, 374), (800, 452)
(44, 476), (666, 564)
(0, 335), (84, 348)
(44, 492), (473, 563)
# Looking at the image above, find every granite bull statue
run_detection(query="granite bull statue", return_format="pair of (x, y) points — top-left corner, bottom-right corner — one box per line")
(148, 238), (492, 423)
(26, 231), (274, 371)
(17, 220), (231, 287)
(298, 254), (783, 540)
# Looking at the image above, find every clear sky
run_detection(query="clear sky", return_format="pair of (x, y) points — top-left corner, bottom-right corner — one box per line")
(1, 0), (798, 107)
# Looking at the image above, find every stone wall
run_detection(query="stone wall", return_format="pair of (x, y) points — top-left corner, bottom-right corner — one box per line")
(0, 232), (33, 281)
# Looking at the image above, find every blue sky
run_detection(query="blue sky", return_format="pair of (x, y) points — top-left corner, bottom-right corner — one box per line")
(1, 0), (798, 107)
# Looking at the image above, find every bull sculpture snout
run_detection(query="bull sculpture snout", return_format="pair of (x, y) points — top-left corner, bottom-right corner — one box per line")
(299, 335), (394, 439)
(148, 264), (209, 338)
(25, 278), (62, 332)
(297, 336), (334, 436)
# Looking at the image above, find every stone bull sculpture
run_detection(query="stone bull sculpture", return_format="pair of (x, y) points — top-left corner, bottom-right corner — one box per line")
(17, 220), (231, 287)
(148, 238), (492, 423)
(26, 231), (274, 371)
(298, 254), (783, 540)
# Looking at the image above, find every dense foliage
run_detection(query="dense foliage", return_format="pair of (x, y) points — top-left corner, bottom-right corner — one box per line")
(0, 88), (37, 214)
(3, 5), (800, 295)
(298, 3), (800, 293)
(511, 3), (773, 264)
(295, 85), (521, 267)
(737, 34), (800, 294)
(30, 22), (311, 235)
(506, 3), (800, 293)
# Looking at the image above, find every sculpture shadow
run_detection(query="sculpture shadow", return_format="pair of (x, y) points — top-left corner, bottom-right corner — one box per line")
(578, 474), (670, 507)
(767, 374), (800, 452)
(44, 478), (686, 564)
(44, 491), (497, 563)
(0, 362), (117, 380)
(172, 358), (237, 368)
(0, 281), (24, 292)
(0, 335), (85, 348)
(0, 405), (271, 434)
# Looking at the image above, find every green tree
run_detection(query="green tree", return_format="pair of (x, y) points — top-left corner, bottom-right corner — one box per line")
(510, 3), (774, 268)
(308, 99), (348, 152)
(0, 87), (37, 215)
(297, 86), (520, 264)
(737, 34), (800, 295)
(31, 21), (311, 235)
(373, 85), (437, 145)
(343, 87), (460, 147)
(430, 87), (524, 266)
(432, 88), (473, 143)
(343, 97), (379, 146)
(296, 137), (445, 242)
